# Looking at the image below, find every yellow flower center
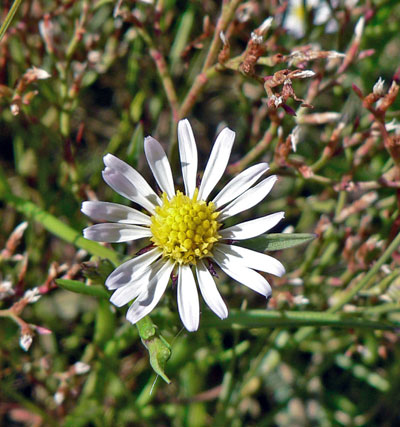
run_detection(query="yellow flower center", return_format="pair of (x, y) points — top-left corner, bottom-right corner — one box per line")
(150, 189), (221, 265)
(294, 5), (306, 21)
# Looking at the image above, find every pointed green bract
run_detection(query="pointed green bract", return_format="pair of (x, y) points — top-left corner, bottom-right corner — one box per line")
(56, 279), (110, 299)
(137, 317), (171, 384)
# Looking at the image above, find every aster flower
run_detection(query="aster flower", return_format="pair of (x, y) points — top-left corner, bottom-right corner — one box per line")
(82, 119), (285, 331)
(283, 0), (338, 39)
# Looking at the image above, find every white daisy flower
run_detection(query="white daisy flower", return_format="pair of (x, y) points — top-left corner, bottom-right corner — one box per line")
(283, 0), (338, 39)
(82, 119), (285, 331)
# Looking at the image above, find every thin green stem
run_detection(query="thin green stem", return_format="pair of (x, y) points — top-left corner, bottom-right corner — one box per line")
(201, 0), (241, 73)
(227, 121), (279, 174)
(178, 8), (244, 119)
(334, 190), (347, 220)
(0, 0), (23, 42)
(228, 330), (282, 422)
(137, 27), (179, 120)
(329, 231), (400, 313)
(360, 269), (400, 296)
(293, 234), (400, 344)
(363, 303), (400, 315)
(65, 1), (89, 64)
(201, 309), (399, 330)
(150, 47), (180, 121)
(2, 192), (121, 266)
(178, 64), (219, 119)
(215, 329), (239, 424)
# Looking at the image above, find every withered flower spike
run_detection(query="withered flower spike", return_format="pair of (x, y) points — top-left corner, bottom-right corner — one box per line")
(1, 222), (28, 259)
(377, 81), (399, 114)
(218, 31), (230, 65)
(287, 49), (345, 67)
(239, 18), (272, 75)
(264, 69), (315, 112)
(373, 77), (385, 97)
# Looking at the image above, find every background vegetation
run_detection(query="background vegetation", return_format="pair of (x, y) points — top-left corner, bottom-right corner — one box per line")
(1, 0), (400, 425)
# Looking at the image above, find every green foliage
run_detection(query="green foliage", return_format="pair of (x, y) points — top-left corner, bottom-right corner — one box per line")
(56, 279), (110, 299)
(239, 232), (317, 251)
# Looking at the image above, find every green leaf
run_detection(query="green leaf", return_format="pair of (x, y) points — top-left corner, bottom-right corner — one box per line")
(238, 233), (317, 252)
(136, 317), (171, 384)
(127, 121), (144, 168)
(94, 299), (116, 346)
(56, 279), (110, 299)
(82, 259), (116, 285)
(169, 7), (195, 71)
(0, 0), (23, 42)
(2, 191), (121, 266)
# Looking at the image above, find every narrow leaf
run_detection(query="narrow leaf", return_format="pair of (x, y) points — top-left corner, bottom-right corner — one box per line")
(0, 0), (23, 42)
(3, 192), (121, 266)
(238, 233), (316, 252)
(127, 121), (144, 168)
(56, 279), (110, 299)
(94, 299), (116, 346)
(137, 317), (171, 383)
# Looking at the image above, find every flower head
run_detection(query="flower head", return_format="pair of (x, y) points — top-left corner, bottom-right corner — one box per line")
(283, 0), (338, 39)
(20, 333), (33, 351)
(82, 119), (285, 331)
(373, 77), (385, 97)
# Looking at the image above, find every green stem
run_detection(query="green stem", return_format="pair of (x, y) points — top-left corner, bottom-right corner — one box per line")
(334, 190), (347, 220)
(0, 0), (23, 42)
(137, 27), (179, 121)
(227, 121), (278, 174)
(215, 328), (239, 424)
(65, 1), (89, 64)
(201, 309), (399, 330)
(328, 231), (400, 313)
(150, 47), (179, 121)
(363, 303), (400, 315)
(201, 0), (241, 73)
(178, 64), (220, 119)
(2, 192), (121, 266)
(228, 330), (282, 422)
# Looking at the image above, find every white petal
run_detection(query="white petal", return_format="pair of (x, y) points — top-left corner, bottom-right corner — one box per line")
(110, 256), (164, 307)
(102, 167), (158, 215)
(110, 267), (153, 307)
(178, 119), (198, 198)
(177, 264), (200, 332)
(144, 136), (175, 199)
(215, 243), (285, 277)
(220, 212), (284, 240)
(105, 248), (162, 290)
(103, 154), (161, 211)
(219, 175), (277, 220)
(213, 250), (272, 297)
(125, 259), (174, 325)
(81, 201), (151, 226)
(83, 223), (151, 242)
(212, 163), (269, 208)
(198, 127), (235, 201)
(196, 260), (228, 319)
